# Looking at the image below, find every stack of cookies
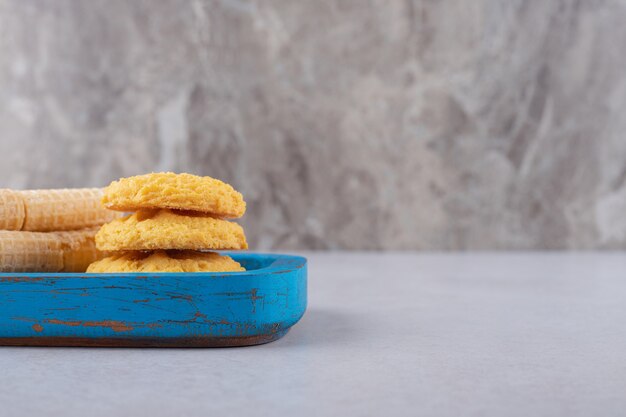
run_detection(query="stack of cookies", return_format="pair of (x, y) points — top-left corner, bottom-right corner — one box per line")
(87, 172), (248, 273)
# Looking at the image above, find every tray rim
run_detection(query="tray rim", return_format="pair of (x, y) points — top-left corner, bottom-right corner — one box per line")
(0, 252), (307, 278)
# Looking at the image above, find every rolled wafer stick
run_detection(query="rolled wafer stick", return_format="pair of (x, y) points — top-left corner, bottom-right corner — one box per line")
(0, 228), (105, 272)
(0, 189), (25, 230)
(0, 188), (121, 232)
(0, 230), (64, 272)
(55, 227), (107, 273)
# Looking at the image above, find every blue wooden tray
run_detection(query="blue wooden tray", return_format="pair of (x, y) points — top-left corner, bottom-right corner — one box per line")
(0, 253), (307, 347)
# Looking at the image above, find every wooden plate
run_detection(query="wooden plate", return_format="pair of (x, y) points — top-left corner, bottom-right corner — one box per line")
(0, 253), (307, 347)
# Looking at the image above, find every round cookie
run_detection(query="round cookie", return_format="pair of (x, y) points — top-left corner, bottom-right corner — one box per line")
(87, 250), (245, 273)
(102, 172), (246, 218)
(95, 209), (248, 251)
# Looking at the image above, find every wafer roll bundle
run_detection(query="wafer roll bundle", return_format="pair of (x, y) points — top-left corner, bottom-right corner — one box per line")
(0, 228), (105, 272)
(0, 187), (119, 272)
(0, 188), (121, 232)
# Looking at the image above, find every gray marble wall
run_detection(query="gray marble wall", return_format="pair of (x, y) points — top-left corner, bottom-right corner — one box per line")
(1, 0), (625, 250)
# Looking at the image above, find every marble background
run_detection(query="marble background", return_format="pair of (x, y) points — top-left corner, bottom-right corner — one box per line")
(1, 0), (625, 250)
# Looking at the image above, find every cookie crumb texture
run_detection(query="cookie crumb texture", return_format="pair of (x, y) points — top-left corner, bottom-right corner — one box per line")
(95, 209), (248, 251)
(102, 172), (246, 218)
(87, 250), (245, 273)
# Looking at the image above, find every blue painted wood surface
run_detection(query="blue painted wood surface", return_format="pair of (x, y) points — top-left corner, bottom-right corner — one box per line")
(0, 253), (307, 347)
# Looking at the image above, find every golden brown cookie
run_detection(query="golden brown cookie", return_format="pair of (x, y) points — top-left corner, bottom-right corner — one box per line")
(86, 250), (245, 273)
(102, 172), (246, 218)
(95, 209), (248, 251)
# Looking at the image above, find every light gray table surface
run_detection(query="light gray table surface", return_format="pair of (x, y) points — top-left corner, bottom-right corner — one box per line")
(1, 252), (626, 417)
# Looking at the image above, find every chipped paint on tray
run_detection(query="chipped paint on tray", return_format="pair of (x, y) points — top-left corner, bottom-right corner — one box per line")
(44, 319), (134, 332)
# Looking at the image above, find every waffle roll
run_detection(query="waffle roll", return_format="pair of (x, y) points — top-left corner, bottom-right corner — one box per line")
(55, 227), (105, 272)
(0, 189), (26, 231)
(0, 188), (121, 232)
(0, 228), (104, 272)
